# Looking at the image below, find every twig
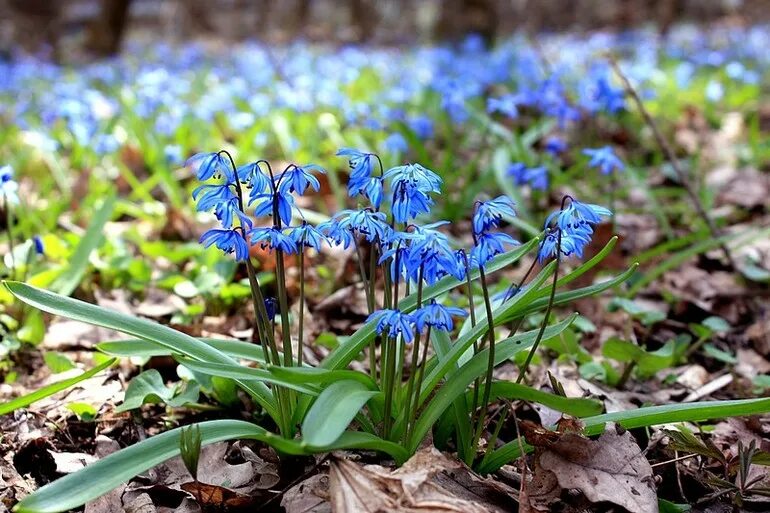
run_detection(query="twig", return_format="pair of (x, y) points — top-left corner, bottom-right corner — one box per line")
(608, 57), (736, 268)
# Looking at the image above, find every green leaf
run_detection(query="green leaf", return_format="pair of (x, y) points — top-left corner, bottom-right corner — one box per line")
(607, 297), (666, 325)
(14, 419), (408, 513)
(479, 397), (770, 473)
(43, 351), (77, 374)
(176, 358), (320, 396)
(4, 282), (279, 422)
(0, 358), (116, 416)
(408, 316), (578, 451)
(302, 380), (379, 446)
(321, 238), (540, 372)
(98, 337), (267, 362)
(66, 402), (97, 421)
(52, 194), (117, 297)
(116, 370), (200, 413)
(17, 310), (45, 345)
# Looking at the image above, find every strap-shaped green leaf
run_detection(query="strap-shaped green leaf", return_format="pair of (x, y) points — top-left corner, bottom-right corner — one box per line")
(302, 380), (379, 446)
(4, 281), (278, 421)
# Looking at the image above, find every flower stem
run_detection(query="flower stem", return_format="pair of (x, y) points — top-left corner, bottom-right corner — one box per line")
(297, 247), (305, 367)
(470, 264), (497, 459)
(4, 194), (15, 277)
(515, 230), (562, 384)
(403, 265), (425, 440)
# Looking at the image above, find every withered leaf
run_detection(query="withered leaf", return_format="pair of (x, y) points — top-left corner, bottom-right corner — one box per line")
(329, 448), (512, 513)
(526, 423), (657, 513)
(180, 481), (254, 510)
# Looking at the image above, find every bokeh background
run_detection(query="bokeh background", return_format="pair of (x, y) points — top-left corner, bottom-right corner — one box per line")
(1, 0), (768, 60)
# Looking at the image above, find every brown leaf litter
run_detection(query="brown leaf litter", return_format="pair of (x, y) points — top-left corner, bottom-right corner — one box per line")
(521, 422), (657, 513)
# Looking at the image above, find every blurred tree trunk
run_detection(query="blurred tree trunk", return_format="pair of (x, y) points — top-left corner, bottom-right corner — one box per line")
(437, 0), (497, 45)
(86, 0), (132, 56)
(350, 0), (377, 42)
(7, 0), (61, 59)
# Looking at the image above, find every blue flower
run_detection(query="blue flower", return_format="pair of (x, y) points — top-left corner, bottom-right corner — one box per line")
(391, 181), (433, 223)
(544, 137), (567, 155)
(471, 231), (519, 267)
(193, 184), (253, 229)
(487, 94), (519, 118)
(164, 145), (182, 165)
(347, 209), (391, 242)
(508, 163), (549, 190)
(367, 309), (415, 343)
(538, 197), (612, 264)
(408, 116), (434, 140)
(384, 133), (408, 154)
(0, 165), (19, 204)
(406, 223), (458, 284)
(548, 198), (612, 232)
(288, 222), (327, 251)
(276, 164), (324, 195)
(349, 176), (384, 209)
(413, 301), (467, 332)
(249, 227), (297, 254)
(537, 228), (591, 264)
(582, 146), (624, 175)
(251, 190), (295, 227)
(384, 163), (442, 195)
(200, 229), (249, 261)
(472, 196), (516, 234)
(318, 216), (355, 249)
(187, 152), (233, 182)
(264, 297), (278, 321)
(337, 148), (375, 184)
(32, 236), (45, 256)
(237, 162), (273, 198)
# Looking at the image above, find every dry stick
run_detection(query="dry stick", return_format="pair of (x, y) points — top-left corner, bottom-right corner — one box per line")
(608, 58), (736, 268)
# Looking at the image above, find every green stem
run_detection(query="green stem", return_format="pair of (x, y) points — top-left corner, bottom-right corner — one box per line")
(515, 231), (562, 384)
(5, 194), (15, 277)
(470, 265), (498, 457)
(402, 266), (425, 440)
(297, 248), (305, 367)
(407, 325), (431, 442)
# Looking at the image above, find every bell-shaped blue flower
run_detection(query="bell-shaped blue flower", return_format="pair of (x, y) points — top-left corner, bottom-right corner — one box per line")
(249, 227), (297, 254)
(472, 196), (516, 234)
(276, 164), (324, 195)
(288, 222), (327, 251)
(187, 152), (232, 182)
(582, 146), (624, 175)
(200, 229), (249, 261)
(413, 301), (467, 332)
(251, 190), (295, 227)
(471, 231), (519, 267)
(367, 309), (415, 343)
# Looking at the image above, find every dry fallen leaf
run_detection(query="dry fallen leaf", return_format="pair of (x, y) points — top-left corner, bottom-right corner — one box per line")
(282, 473), (331, 513)
(329, 447), (515, 513)
(523, 423), (658, 513)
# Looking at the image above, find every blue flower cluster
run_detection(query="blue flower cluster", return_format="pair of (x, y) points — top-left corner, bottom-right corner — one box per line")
(190, 151), (326, 262)
(537, 198), (612, 264)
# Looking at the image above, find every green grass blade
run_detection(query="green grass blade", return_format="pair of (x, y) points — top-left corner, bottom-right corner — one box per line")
(478, 397), (770, 474)
(4, 282), (279, 421)
(52, 194), (116, 296)
(0, 358), (116, 416)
